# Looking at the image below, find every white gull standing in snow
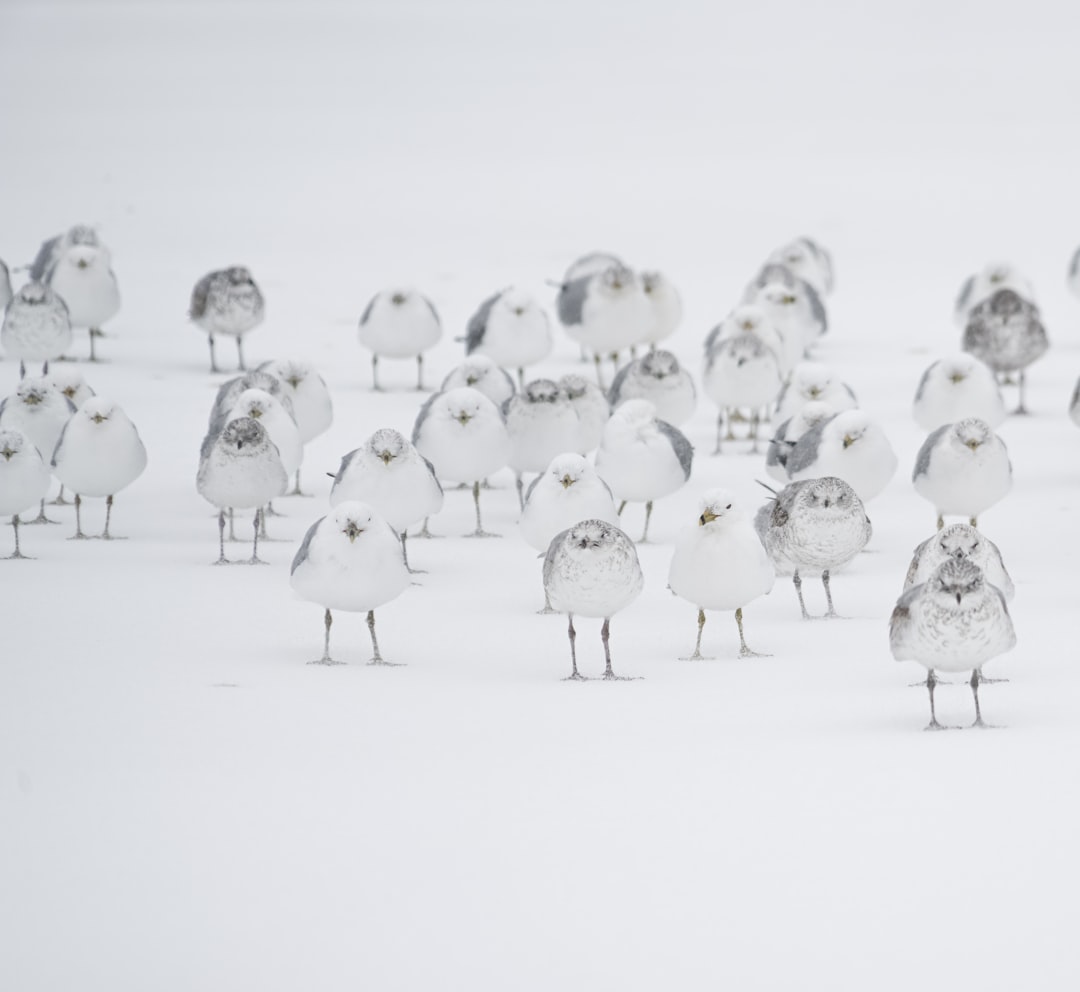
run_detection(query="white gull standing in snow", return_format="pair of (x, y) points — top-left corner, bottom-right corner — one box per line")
(464, 286), (553, 385)
(290, 501), (410, 666)
(911, 353), (1006, 432)
(412, 386), (511, 537)
(257, 359), (334, 495)
(594, 399), (693, 542)
(51, 397), (147, 540)
(1, 282), (71, 376)
(912, 418), (1012, 530)
(702, 332), (782, 454)
(329, 428), (443, 572)
(189, 266), (265, 372)
(608, 349), (696, 427)
(0, 429), (51, 558)
(636, 270), (683, 351)
(196, 417), (287, 564)
(668, 489), (775, 659)
(542, 519), (644, 681)
(358, 287), (442, 391)
(774, 361), (857, 424)
(503, 379), (581, 509)
(785, 409), (898, 503)
(903, 523), (1014, 600)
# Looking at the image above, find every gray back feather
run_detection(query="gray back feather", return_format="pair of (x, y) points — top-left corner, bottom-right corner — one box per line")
(334, 447), (362, 480)
(784, 415), (837, 476)
(411, 391), (441, 445)
(806, 283), (828, 333)
(656, 419), (693, 479)
(423, 295), (441, 327)
(1070, 246), (1080, 280)
(542, 527), (571, 591)
(913, 362), (935, 402)
(290, 517), (325, 575)
(29, 235), (61, 282)
(556, 275), (591, 326)
(359, 294), (378, 326)
(606, 361), (635, 406)
(421, 453), (444, 493)
(912, 424), (950, 482)
(903, 535), (932, 589)
(189, 271), (215, 320)
(955, 274), (975, 314)
(764, 417), (794, 471)
(464, 292), (500, 353)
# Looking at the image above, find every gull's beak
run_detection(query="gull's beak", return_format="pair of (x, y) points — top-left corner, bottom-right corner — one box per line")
(699, 509), (718, 525)
(560, 475), (574, 489)
(782, 294), (797, 305)
(966, 439), (980, 451)
(345, 522), (362, 543)
(808, 386), (821, 398)
(1, 448), (14, 460)
(513, 307), (525, 316)
(842, 434), (856, 449)
(949, 373), (966, 384)
(287, 377), (302, 389)
(456, 412), (472, 426)
(249, 408), (262, 418)
(465, 375), (478, 386)
(380, 450), (393, 464)
(955, 592), (962, 604)
(77, 258), (89, 270)
(91, 413), (107, 424)
(741, 321), (754, 331)
(391, 293), (407, 306)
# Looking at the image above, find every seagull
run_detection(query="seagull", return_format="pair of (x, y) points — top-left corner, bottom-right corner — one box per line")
(257, 359), (333, 494)
(542, 519), (644, 681)
(668, 489), (775, 659)
(189, 267), (265, 372)
(31, 226), (120, 362)
(208, 370), (295, 431)
(521, 452), (619, 611)
(702, 331), (782, 454)
(912, 353), (1006, 432)
(744, 280), (820, 374)
(290, 501), (410, 666)
(556, 263), (649, 385)
(0, 429), (51, 558)
(221, 388), (302, 498)
(754, 477), (872, 619)
(889, 559), (1016, 729)
(196, 417), (287, 564)
(594, 399), (693, 542)
(329, 428), (443, 571)
(51, 397), (148, 540)
(464, 286), (553, 384)
(412, 386), (511, 537)
(637, 271), (683, 351)
(440, 355), (517, 408)
(962, 288), (1048, 414)
(1, 282), (71, 376)
(744, 262), (828, 348)
(503, 379), (581, 509)
(912, 418), (1012, 530)
(558, 373), (609, 453)
(47, 367), (95, 410)
(764, 239), (833, 298)
(561, 251), (628, 284)
(954, 262), (1035, 329)
(358, 287), (442, 391)
(608, 349), (696, 427)
(0, 377), (75, 522)
(774, 361), (858, 424)
(903, 523), (1014, 600)
(785, 409), (898, 503)
(704, 304), (786, 369)
(795, 237), (835, 294)
(764, 401), (837, 483)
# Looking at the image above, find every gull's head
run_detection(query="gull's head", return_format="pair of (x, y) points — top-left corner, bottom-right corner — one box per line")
(226, 266), (254, 286)
(499, 286), (534, 318)
(16, 381), (48, 407)
(0, 430), (25, 461)
(929, 559), (985, 607)
(442, 387), (487, 428)
(698, 488), (735, 527)
(221, 416), (267, 453)
(234, 388), (276, 421)
(640, 349), (680, 380)
(17, 282), (50, 306)
(953, 417), (992, 451)
(547, 452), (589, 490)
(801, 476), (856, 513)
(731, 304), (766, 335)
(558, 374), (591, 402)
(640, 270), (671, 297)
(596, 264), (636, 297)
(791, 362), (833, 401)
(523, 379), (562, 405)
(81, 397), (115, 425)
(611, 398), (656, 432)
(988, 288), (1026, 317)
(568, 518), (614, 551)
(937, 523), (982, 562)
(331, 502), (375, 544)
(793, 400), (837, 433)
(937, 354), (976, 385)
(389, 289), (411, 307)
(830, 410), (870, 450)
(368, 427), (407, 465)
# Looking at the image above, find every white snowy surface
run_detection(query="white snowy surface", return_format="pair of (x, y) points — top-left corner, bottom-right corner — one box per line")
(3, 1), (1080, 989)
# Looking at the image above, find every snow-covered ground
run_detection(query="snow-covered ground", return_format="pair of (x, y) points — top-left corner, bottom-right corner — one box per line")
(4, 1), (1080, 988)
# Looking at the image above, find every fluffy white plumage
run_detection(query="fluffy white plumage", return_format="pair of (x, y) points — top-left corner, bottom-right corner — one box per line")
(47, 367), (95, 409)
(290, 501), (410, 665)
(702, 332), (782, 453)
(503, 379), (580, 479)
(558, 374), (609, 453)
(40, 228), (120, 361)
(440, 355), (517, 407)
(358, 287), (442, 389)
(520, 453), (618, 552)
(189, 266), (264, 372)
(197, 417), (287, 513)
(785, 409), (898, 502)
(912, 353), (1006, 432)
(556, 264), (650, 373)
(745, 282), (816, 375)
(953, 262), (1034, 328)
(912, 418), (1012, 527)
(1, 282), (71, 366)
(668, 489), (775, 658)
(0, 377), (75, 480)
(608, 350), (696, 426)
(594, 399), (693, 541)
(257, 359), (333, 444)
(0, 429), (51, 557)
(765, 239), (831, 298)
(637, 271), (682, 348)
(903, 523), (1014, 600)
(705, 304), (786, 368)
(774, 361), (858, 424)
(465, 286), (553, 374)
(226, 388), (302, 477)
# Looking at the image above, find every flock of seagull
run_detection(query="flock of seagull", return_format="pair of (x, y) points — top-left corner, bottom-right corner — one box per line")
(0, 229), (1074, 729)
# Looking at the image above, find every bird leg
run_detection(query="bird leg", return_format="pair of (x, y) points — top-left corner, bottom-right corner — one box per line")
(919, 669), (951, 731)
(371, 354), (381, 391)
(713, 412), (724, 455)
(640, 500), (654, 543)
(214, 510), (230, 564)
(563, 615), (588, 681)
(308, 608), (345, 666)
(366, 609), (401, 665)
(208, 334), (219, 373)
(515, 473), (524, 512)
(517, 367), (525, 388)
(248, 508), (268, 564)
(5, 514), (28, 560)
(228, 507), (237, 541)
(28, 497), (59, 525)
(236, 335), (247, 372)
(601, 618), (638, 680)
(401, 532), (426, 575)
(616, 499), (627, 516)
(749, 412), (761, 453)
(287, 467), (311, 497)
(1015, 370), (1029, 415)
(821, 570), (840, 618)
(680, 608), (709, 661)
(72, 494), (88, 539)
(968, 669), (997, 728)
(413, 516), (441, 539)
(18, 360), (26, 380)
(88, 327), (103, 362)
(792, 570), (812, 620)
(975, 668), (1009, 686)
(725, 411), (738, 440)
(592, 354), (606, 390)
(264, 499), (284, 518)
(736, 607), (769, 658)
(537, 587), (556, 615)
(49, 483), (70, 506)
(416, 353), (425, 391)
(101, 494), (123, 539)
(466, 481), (499, 538)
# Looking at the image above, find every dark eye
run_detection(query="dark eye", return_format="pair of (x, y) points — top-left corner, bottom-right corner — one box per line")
(726, 504), (732, 509)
